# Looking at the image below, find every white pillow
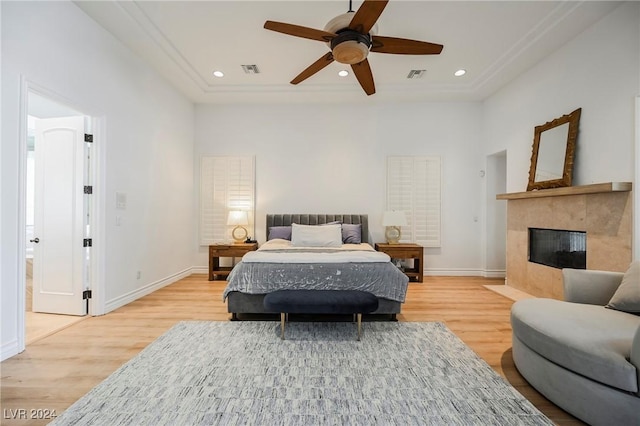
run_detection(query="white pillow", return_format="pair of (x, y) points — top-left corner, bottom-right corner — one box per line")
(606, 261), (640, 314)
(291, 223), (342, 247)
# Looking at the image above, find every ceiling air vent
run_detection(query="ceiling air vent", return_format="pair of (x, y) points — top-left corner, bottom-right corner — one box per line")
(407, 69), (427, 79)
(241, 64), (260, 74)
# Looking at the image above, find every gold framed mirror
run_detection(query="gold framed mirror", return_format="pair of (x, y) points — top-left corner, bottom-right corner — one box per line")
(527, 108), (581, 191)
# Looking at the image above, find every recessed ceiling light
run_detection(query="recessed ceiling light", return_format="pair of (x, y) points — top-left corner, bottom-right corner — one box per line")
(213, 70), (224, 78)
(338, 70), (349, 77)
(454, 69), (466, 77)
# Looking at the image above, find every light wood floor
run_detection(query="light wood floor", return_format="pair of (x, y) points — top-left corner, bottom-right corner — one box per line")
(0, 274), (582, 426)
(24, 258), (88, 345)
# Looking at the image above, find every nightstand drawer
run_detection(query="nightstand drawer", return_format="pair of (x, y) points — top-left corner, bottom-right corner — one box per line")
(209, 245), (255, 257)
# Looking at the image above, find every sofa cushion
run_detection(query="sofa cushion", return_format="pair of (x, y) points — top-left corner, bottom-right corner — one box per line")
(606, 261), (640, 314)
(511, 298), (640, 393)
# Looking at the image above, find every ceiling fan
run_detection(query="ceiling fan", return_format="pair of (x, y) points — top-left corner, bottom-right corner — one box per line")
(264, 0), (443, 96)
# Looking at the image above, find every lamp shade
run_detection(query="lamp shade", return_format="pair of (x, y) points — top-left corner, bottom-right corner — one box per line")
(227, 210), (249, 226)
(382, 211), (407, 227)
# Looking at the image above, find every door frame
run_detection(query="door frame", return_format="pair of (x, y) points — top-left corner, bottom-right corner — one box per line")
(17, 77), (106, 351)
(635, 96), (639, 261)
(484, 150), (507, 278)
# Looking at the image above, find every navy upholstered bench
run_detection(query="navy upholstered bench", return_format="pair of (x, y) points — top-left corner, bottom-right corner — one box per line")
(263, 289), (379, 340)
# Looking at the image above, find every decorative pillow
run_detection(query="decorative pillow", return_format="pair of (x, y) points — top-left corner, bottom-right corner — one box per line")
(606, 261), (640, 314)
(268, 226), (292, 241)
(291, 223), (342, 247)
(341, 223), (362, 244)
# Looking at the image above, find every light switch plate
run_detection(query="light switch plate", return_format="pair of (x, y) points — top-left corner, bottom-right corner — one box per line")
(116, 192), (127, 210)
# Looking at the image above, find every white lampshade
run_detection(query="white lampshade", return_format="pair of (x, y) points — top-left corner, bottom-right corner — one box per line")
(382, 211), (407, 244)
(227, 210), (248, 226)
(382, 211), (407, 227)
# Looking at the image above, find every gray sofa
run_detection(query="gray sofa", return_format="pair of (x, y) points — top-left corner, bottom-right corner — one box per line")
(511, 263), (640, 426)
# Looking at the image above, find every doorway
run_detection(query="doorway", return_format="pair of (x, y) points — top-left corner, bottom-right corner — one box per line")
(485, 150), (507, 277)
(24, 91), (92, 343)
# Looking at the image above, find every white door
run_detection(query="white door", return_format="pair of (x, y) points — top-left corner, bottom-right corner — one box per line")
(32, 116), (86, 315)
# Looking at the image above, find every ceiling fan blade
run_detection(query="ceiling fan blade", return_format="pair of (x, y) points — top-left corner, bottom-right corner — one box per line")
(371, 35), (443, 55)
(348, 0), (389, 34)
(350, 59), (376, 96)
(264, 21), (335, 42)
(291, 52), (335, 85)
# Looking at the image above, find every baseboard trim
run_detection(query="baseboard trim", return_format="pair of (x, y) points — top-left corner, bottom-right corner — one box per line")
(1, 339), (20, 362)
(105, 267), (193, 313)
(482, 269), (506, 278)
(423, 269), (506, 278)
(191, 266), (208, 275)
(423, 269), (485, 277)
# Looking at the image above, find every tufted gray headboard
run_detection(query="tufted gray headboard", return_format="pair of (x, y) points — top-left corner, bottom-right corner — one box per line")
(266, 214), (369, 244)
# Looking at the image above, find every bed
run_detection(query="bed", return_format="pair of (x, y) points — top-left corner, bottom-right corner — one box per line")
(223, 214), (409, 320)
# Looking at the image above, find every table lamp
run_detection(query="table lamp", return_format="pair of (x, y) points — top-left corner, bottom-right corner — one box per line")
(382, 210), (407, 244)
(227, 210), (249, 243)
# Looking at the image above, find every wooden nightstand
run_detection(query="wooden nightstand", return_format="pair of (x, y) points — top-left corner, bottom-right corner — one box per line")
(375, 243), (424, 283)
(209, 243), (258, 281)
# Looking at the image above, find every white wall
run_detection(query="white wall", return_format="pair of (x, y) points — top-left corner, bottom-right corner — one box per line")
(1, 1), (195, 360)
(482, 2), (640, 264)
(195, 101), (485, 275)
(483, 2), (639, 193)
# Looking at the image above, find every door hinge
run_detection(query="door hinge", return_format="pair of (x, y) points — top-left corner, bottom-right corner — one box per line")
(84, 133), (93, 143)
(83, 238), (92, 247)
(83, 290), (92, 300)
(84, 185), (93, 194)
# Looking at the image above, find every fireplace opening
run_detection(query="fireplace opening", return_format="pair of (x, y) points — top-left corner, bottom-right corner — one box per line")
(528, 228), (586, 269)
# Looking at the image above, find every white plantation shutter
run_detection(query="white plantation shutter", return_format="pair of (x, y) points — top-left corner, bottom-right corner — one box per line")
(387, 156), (441, 247)
(200, 156), (255, 245)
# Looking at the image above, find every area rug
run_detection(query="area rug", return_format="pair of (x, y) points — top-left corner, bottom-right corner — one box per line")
(52, 321), (552, 425)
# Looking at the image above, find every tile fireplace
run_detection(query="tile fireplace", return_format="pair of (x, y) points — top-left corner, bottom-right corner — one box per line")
(497, 182), (632, 299)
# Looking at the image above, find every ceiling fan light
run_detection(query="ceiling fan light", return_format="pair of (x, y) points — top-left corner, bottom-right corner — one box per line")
(332, 40), (369, 64)
(324, 12), (378, 35)
(338, 70), (349, 77)
(324, 12), (354, 34)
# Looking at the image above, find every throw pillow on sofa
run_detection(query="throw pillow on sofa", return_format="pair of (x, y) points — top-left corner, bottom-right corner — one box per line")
(606, 260), (640, 314)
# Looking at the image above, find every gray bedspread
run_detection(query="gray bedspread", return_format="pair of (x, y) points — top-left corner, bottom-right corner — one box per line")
(223, 262), (409, 302)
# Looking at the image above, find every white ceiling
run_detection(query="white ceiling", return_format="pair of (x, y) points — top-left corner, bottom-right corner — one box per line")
(75, 1), (620, 104)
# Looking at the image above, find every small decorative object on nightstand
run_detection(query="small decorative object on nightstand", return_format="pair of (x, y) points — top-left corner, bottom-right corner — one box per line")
(375, 243), (424, 283)
(209, 242), (257, 281)
(382, 210), (407, 244)
(227, 210), (249, 243)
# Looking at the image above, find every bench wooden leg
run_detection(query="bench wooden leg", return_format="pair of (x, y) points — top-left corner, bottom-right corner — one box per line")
(357, 313), (362, 341)
(280, 312), (286, 340)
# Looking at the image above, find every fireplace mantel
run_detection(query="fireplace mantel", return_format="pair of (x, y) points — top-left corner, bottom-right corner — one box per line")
(496, 181), (632, 299)
(497, 182), (631, 200)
